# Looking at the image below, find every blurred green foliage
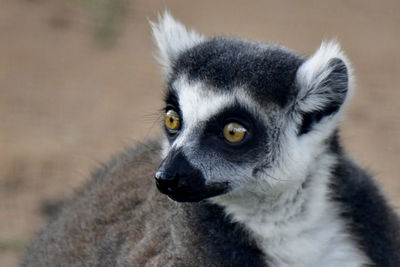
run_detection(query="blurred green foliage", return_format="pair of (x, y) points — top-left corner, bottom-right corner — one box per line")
(0, 239), (25, 253)
(76, 0), (129, 46)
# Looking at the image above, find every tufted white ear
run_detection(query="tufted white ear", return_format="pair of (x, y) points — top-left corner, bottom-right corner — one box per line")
(151, 11), (205, 77)
(295, 41), (353, 134)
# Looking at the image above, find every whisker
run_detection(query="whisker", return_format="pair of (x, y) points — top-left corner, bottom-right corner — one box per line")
(263, 172), (291, 182)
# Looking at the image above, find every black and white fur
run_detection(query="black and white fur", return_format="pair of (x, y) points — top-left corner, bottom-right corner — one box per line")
(23, 12), (400, 267)
(152, 12), (400, 266)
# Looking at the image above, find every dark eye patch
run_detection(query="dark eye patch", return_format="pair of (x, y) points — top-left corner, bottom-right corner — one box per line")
(200, 103), (268, 163)
(164, 89), (180, 112)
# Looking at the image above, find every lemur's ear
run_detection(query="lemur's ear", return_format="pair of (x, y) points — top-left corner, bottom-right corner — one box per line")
(295, 41), (353, 135)
(151, 11), (205, 76)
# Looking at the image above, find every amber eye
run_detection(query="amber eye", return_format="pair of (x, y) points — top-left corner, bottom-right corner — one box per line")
(223, 122), (247, 143)
(165, 110), (181, 131)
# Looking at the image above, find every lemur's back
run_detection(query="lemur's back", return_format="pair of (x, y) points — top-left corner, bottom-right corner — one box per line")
(22, 139), (265, 267)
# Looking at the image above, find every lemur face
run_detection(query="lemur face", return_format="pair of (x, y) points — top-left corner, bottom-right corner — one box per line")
(152, 13), (351, 202)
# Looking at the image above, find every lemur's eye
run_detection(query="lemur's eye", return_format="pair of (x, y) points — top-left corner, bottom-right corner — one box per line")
(165, 109), (181, 131)
(223, 122), (247, 143)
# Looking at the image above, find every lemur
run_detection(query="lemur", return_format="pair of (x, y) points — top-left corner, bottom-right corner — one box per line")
(23, 12), (400, 267)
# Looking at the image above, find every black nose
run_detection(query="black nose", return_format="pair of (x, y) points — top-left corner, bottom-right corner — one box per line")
(155, 171), (179, 193)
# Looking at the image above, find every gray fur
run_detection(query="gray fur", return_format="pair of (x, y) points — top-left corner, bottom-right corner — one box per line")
(22, 140), (266, 266)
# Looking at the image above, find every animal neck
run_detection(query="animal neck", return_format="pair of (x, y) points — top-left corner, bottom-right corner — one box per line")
(211, 149), (369, 267)
(213, 150), (335, 235)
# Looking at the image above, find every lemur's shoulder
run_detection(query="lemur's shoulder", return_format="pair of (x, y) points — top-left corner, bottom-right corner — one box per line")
(22, 139), (163, 266)
(329, 139), (400, 267)
(22, 139), (266, 267)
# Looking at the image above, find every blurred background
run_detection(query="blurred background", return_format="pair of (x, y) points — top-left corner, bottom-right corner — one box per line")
(1, 0), (399, 265)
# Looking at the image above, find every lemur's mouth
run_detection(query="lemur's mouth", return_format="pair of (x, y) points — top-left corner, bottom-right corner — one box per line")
(155, 179), (229, 203)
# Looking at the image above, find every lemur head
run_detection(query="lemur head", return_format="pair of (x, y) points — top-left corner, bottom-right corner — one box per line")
(152, 12), (352, 202)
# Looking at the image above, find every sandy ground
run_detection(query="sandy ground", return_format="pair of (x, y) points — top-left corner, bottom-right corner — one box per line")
(1, 0), (399, 265)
